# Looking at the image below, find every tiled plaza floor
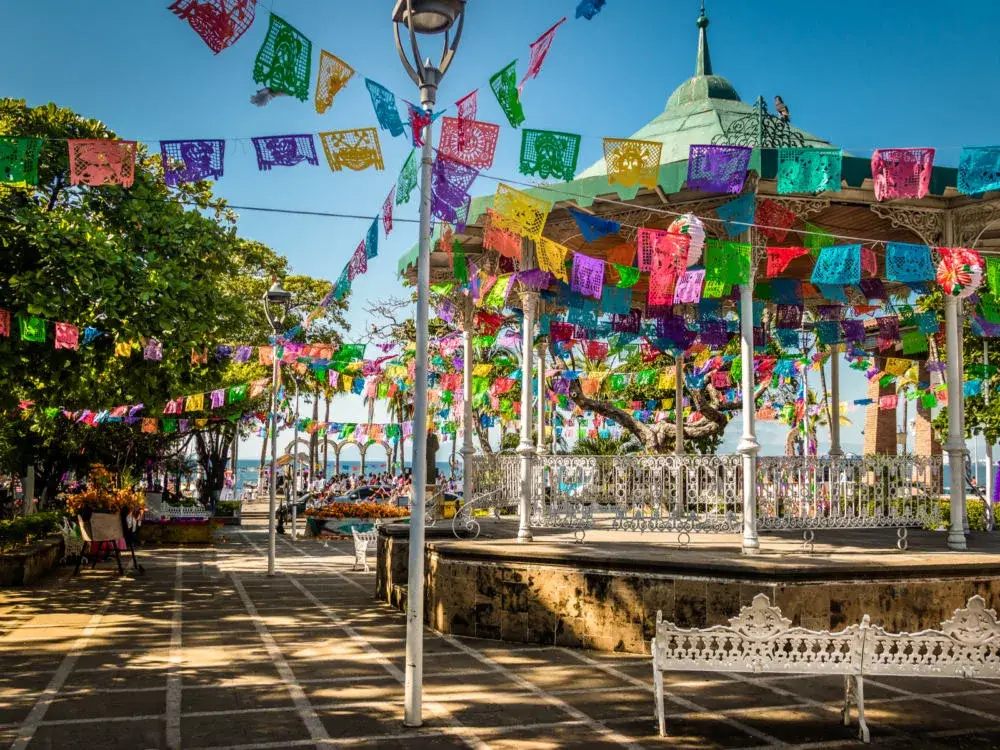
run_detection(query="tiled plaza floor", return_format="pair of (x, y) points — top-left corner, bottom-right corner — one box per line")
(3, 524), (1000, 749)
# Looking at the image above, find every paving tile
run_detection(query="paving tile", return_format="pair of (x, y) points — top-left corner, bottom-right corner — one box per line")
(727, 703), (870, 745)
(612, 715), (766, 749)
(44, 688), (167, 721)
(864, 696), (995, 733)
(25, 718), (167, 749)
(315, 702), (405, 739)
(181, 708), (311, 747)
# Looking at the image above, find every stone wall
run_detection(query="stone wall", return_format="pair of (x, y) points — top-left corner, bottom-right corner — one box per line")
(0, 537), (63, 586)
(378, 532), (1000, 655)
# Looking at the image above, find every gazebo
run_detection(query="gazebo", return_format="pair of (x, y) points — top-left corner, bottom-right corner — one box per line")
(399, 6), (1000, 553)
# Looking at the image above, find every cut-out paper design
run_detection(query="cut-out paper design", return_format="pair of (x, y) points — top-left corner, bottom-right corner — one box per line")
(396, 149), (418, 204)
(19, 316), (45, 343)
(438, 117), (500, 169)
(612, 309), (641, 333)
(160, 139), (225, 186)
(614, 265), (640, 288)
(861, 247), (878, 278)
(431, 157), (479, 223)
(251, 135), (317, 171)
(252, 14), (311, 101)
(185, 394), (205, 412)
(811, 244), (861, 285)
(382, 188), (394, 236)
(576, 0), (606, 19)
(817, 284), (847, 303)
(766, 246), (808, 277)
(405, 103), (434, 147)
(210, 389), (225, 409)
(0, 137), (42, 186)
(606, 243), (636, 268)
(571, 253), (605, 299)
(705, 239), (753, 285)
(492, 183), (552, 241)
(537, 237), (570, 281)
(68, 140), (137, 187)
(168, 0), (256, 54)
(568, 208), (619, 242)
(802, 221), (835, 253)
(315, 50), (354, 114)
(365, 219), (378, 260)
(686, 144), (751, 193)
(518, 18), (566, 92)
(859, 278), (888, 302)
(0, 310), (9, 337)
(637, 228), (669, 271)
(756, 199), (796, 243)
(318, 128), (383, 172)
(520, 129), (581, 182)
(54, 322), (78, 350)
(775, 304), (803, 329)
(841, 320), (865, 343)
(604, 138), (661, 190)
(489, 61), (525, 128)
(776, 147), (842, 194)
(871, 148), (935, 201)
(674, 269), (706, 304)
(716, 193), (755, 238)
(885, 242), (935, 282)
(347, 241), (367, 281)
(456, 90), (477, 121)
(601, 286), (631, 315)
(365, 79), (405, 137)
(144, 339), (163, 361)
(958, 146), (1000, 195)
(483, 210), (522, 259)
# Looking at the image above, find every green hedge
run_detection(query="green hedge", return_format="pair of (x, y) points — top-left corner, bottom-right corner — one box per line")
(214, 501), (241, 517)
(937, 498), (989, 532)
(0, 512), (63, 553)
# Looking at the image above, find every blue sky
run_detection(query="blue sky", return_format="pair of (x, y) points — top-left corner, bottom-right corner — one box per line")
(4, 0), (998, 462)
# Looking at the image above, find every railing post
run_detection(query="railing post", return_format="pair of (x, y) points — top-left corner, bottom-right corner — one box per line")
(674, 355), (685, 516)
(829, 344), (843, 457)
(943, 210), (967, 550)
(738, 271), (760, 555)
(517, 290), (538, 543)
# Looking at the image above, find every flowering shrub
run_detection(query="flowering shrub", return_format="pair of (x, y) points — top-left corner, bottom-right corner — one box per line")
(65, 465), (146, 516)
(305, 502), (408, 520)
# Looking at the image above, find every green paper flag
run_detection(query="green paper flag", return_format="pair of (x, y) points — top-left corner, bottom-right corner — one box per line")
(731, 357), (742, 384)
(705, 239), (752, 285)
(921, 393), (937, 409)
(453, 241), (468, 284)
(431, 282), (455, 295)
(987, 257), (1000, 295)
(0, 137), (42, 186)
(252, 14), (312, 101)
(18, 316), (45, 343)
(333, 343), (366, 361)
(484, 275), (511, 308)
(489, 61), (525, 128)
(803, 222), (835, 255)
(609, 374), (628, 391)
(228, 384), (248, 402)
(635, 370), (656, 387)
(614, 265), (640, 289)
(162, 419), (178, 434)
(395, 149), (418, 204)
(902, 330), (928, 355)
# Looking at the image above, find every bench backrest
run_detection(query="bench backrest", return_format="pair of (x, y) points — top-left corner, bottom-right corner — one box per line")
(654, 594), (863, 675)
(861, 595), (1000, 679)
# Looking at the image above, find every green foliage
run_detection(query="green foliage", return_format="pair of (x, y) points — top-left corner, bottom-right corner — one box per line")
(0, 99), (348, 497)
(571, 434), (641, 455)
(214, 500), (241, 517)
(937, 498), (989, 532)
(0, 511), (62, 552)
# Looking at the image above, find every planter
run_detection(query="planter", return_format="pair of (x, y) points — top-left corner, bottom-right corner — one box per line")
(0, 536), (63, 586)
(138, 519), (217, 545)
(308, 517), (379, 536)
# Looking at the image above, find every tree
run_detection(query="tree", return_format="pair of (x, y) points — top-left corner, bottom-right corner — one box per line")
(0, 99), (348, 503)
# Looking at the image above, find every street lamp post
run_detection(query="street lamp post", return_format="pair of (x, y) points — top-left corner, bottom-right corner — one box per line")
(393, 0), (466, 729)
(263, 280), (292, 577)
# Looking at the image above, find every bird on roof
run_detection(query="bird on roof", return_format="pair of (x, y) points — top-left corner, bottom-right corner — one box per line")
(774, 96), (790, 123)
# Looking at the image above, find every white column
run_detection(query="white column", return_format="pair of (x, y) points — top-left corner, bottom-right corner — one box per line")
(517, 291), (537, 543)
(738, 280), (760, 555)
(536, 343), (546, 454)
(945, 292), (967, 550)
(985, 341), (994, 532)
(829, 345), (842, 456)
(462, 295), (475, 505)
(674, 355), (685, 455)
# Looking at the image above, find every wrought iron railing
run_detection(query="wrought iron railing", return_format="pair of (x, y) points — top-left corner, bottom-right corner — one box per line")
(756, 455), (944, 530)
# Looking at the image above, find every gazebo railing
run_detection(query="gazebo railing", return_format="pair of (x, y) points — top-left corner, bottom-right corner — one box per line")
(756, 455), (944, 530)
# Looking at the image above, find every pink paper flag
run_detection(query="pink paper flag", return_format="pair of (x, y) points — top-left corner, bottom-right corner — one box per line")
(210, 389), (225, 409)
(518, 18), (567, 92)
(382, 187), (394, 236)
(871, 148), (935, 202)
(54, 322), (79, 350)
(673, 269), (706, 304)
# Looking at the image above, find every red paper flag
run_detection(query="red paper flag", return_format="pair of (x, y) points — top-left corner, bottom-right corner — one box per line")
(518, 18), (567, 92)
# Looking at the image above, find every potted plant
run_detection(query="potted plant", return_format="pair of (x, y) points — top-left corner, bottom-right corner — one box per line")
(65, 465), (146, 545)
(304, 501), (409, 536)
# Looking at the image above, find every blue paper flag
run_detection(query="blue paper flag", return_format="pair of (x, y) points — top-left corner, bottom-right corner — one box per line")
(958, 146), (1000, 195)
(715, 193), (755, 238)
(365, 79), (405, 138)
(811, 244), (861, 285)
(366, 219), (379, 260)
(568, 208), (621, 242)
(575, 0), (607, 20)
(816, 284), (848, 303)
(886, 242), (935, 282)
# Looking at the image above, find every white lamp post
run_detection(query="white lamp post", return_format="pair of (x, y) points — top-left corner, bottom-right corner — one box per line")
(263, 280), (292, 577)
(393, 0), (466, 729)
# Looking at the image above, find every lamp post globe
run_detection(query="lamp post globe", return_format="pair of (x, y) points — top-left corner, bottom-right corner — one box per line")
(392, 0), (464, 34)
(264, 279), (292, 314)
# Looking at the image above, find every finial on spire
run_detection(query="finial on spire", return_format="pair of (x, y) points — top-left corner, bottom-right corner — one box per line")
(695, 0), (712, 76)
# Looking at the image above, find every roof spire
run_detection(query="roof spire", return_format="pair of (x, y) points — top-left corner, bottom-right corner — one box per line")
(696, 1), (712, 77)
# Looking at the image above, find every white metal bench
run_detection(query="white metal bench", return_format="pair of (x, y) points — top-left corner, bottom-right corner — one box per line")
(350, 524), (379, 573)
(653, 594), (1000, 742)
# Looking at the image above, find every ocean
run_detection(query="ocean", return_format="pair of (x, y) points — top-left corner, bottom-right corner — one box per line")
(234, 458), (457, 490)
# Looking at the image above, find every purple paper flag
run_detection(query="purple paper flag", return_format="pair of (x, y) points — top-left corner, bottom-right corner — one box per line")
(687, 144), (752, 193)
(160, 139), (225, 186)
(210, 389), (225, 409)
(571, 253), (605, 299)
(431, 156), (479, 223)
(251, 135), (318, 171)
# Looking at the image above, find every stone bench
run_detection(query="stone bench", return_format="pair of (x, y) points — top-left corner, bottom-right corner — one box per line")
(351, 524), (379, 573)
(653, 594), (1000, 742)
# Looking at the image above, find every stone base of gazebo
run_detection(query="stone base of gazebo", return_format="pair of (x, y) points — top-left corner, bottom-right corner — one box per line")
(376, 521), (1000, 655)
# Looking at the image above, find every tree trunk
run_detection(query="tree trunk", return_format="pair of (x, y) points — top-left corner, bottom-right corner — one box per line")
(310, 390), (319, 474)
(322, 393), (330, 476)
(450, 432), (458, 478)
(473, 412), (494, 454)
(257, 428), (268, 494)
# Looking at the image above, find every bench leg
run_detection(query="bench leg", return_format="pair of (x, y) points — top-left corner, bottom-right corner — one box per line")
(652, 653), (665, 735)
(363, 542), (371, 574)
(842, 674), (852, 726)
(855, 675), (870, 743)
